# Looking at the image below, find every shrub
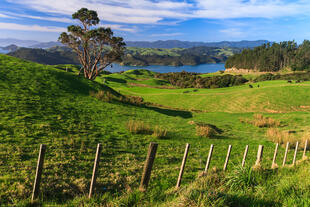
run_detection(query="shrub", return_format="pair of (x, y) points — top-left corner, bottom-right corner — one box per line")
(126, 120), (152, 135)
(152, 126), (167, 139)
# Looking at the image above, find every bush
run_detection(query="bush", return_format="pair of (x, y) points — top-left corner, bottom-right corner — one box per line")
(154, 71), (248, 89)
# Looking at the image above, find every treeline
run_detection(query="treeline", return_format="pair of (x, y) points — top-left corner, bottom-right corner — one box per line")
(254, 72), (310, 82)
(225, 40), (310, 71)
(155, 71), (247, 88)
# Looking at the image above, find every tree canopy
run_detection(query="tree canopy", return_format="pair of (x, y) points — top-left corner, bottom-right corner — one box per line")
(59, 8), (125, 80)
(225, 40), (310, 72)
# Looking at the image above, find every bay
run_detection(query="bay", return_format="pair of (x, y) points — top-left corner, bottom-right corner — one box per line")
(107, 63), (225, 73)
(0, 49), (8, 54)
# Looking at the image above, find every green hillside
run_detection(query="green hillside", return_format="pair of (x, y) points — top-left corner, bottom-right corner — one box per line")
(1, 57), (310, 206)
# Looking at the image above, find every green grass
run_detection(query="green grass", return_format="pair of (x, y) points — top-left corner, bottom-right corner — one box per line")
(1, 58), (310, 206)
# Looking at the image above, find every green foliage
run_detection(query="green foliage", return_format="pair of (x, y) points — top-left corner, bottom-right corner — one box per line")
(155, 71), (248, 88)
(253, 71), (310, 82)
(59, 8), (125, 80)
(226, 40), (310, 72)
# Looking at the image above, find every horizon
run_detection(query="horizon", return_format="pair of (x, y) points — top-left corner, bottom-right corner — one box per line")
(0, 37), (270, 44)
(1, 0), (310, 43)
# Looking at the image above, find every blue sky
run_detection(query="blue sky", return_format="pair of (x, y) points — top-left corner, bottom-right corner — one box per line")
(1, 0), (310, 43)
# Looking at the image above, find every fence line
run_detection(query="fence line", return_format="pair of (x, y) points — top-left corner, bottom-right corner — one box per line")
(1, 140), (308, 201)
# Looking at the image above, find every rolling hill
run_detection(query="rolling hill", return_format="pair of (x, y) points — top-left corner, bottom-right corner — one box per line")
(1, 55), (310, 206)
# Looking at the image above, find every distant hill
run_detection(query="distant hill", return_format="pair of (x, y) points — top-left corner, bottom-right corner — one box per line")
(0, 38), (40, 47)
(30, 41), (63, 49)
(8, 47), (79, 65)
(0, 38), (270, 49)
(8, 46), (240, 66)
(125, 40), (270, 49)
(0, 44), (18, 53)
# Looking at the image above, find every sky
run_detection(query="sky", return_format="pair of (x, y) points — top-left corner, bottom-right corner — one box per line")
(1, 0), (310, 43)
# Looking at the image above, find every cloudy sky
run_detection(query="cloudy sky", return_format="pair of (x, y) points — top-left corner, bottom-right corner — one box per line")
(1, 0), (310, 43)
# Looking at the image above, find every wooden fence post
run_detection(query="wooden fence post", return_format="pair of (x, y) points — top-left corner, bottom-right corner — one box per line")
(139, 142), (158, 191)
(283, 142), (289, 166)
(271, 143), (279, 169)
(89, 143), (102, 198)
(255, 145), (264, 166)
(31, 144), (47, 202)
(303, 139), (308, 159)
(292, 141), (299, 165)
(204, 144), (214, 173)
(223, 145), (232, 171)
(176, 143), (190, 189)
(242, 145), (249, 167)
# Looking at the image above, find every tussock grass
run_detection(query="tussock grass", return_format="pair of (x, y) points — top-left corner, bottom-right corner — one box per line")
(152, 126), (167, 139)
(126, 120), (152, 135)
(266, 128), (309, 149)
(196, 125), (217, 138)
(240, 114), (280, 128)
(126, 120), (168, 138)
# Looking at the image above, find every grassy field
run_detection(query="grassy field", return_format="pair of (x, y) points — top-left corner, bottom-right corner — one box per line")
(1, 55), (310, 206)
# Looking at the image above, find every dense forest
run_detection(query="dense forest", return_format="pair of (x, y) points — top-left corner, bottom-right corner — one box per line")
(225, 40), (310, 71)
(155, 71), (247, 88)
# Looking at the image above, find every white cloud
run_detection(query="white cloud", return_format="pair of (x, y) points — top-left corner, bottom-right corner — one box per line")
(193, 0), (310, 19)
(0, 13), (15, 19)
(5, 13), (74, 23)
(6, 0), (193, 24)
(7, 0), (310, 26)
(0, 22), (66, 32)
(100, 24), (137, 33)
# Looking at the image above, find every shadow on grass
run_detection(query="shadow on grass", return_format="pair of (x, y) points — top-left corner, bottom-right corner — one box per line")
(144, 105), (192, 119)
(225, 193), (280, 206)
(105, 77), (127, 84)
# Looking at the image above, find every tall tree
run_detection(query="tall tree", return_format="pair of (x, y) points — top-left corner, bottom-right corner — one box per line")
(59, 8), (125, 80)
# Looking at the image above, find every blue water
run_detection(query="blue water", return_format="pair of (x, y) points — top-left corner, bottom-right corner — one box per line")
(107, 63), (225, 73)
(0, 47), (225, 73)
(0, 49), (8, 54)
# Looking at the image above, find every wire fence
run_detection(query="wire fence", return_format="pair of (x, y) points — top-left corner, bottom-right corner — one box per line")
(0, 140), (308, 204)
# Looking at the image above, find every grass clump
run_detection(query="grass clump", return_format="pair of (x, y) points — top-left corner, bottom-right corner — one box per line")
(240, 114), (280, 128)
(225, 166), (258, 191)
(152, 126), (167, 139)
(126, 120), (168, 138)
(266, 128), (308, 149)
(195, 122), (222, 138)
(196, 125), (217, 138)
(90, 90), (114, 102)
(126, 120), (152, 135)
